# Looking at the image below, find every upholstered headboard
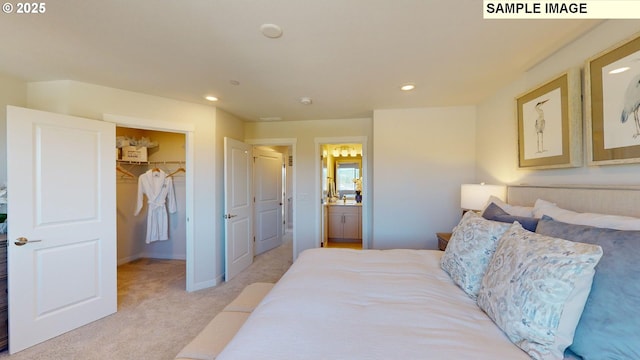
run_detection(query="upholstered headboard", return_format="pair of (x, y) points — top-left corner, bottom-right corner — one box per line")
(507, 185), (640, 218)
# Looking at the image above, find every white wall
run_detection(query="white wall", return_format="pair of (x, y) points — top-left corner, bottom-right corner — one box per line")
(0, 73), (27, 214)
(373, 107), (476, 249)
(26, 80), (221, 290)
(245, 118), (373, 257)
(477, 20), (640, 186)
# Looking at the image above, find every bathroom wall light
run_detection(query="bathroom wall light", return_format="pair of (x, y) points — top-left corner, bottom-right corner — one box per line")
(332, 146), (359, 157)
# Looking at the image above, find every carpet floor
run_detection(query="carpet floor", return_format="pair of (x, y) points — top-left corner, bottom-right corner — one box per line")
(0, 233), (293, 360)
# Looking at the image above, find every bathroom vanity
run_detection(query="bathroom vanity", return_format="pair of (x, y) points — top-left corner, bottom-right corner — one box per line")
(326, 202), (362, 242)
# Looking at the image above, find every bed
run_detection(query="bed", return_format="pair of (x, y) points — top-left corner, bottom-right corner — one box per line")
(216, 185), (640, 360)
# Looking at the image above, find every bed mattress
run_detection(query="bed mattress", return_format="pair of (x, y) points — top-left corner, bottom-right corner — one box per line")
(217, 248), (530, 360)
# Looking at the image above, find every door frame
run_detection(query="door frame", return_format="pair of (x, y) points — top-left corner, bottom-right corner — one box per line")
(245, 138), (297, 259)
(315, 136), (369, 249)
(103, 114), (196, 291)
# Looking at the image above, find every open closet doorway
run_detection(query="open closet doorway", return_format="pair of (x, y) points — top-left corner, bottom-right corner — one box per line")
(317, 137), (368, 250)
(105, 113), (195, 293)
(116, 127), (188, 304)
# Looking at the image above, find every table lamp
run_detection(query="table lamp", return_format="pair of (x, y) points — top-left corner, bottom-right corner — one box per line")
(460, 183), (506, 213)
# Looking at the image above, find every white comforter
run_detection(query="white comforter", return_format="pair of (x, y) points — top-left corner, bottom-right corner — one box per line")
(217, 248), (530, 360)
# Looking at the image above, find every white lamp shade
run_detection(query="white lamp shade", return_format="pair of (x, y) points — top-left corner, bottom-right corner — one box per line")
(460, 184), (506, 211)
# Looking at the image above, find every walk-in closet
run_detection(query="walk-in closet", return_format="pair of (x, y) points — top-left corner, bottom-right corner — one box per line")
(115, 127), (187, 300)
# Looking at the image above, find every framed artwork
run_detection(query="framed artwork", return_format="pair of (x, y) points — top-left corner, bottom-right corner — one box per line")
(517, 68), (582, 169)
(586, 33), (640, 165)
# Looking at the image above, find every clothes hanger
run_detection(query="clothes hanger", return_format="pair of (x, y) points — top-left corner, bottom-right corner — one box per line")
(166, 166), (186, 178)
(116, 165), (135, 178)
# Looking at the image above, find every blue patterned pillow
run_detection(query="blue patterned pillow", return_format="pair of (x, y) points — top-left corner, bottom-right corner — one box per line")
(536, 217), (640, 359)
(440, 211), (510, 299)
(483, 202), (539, 232)
(477, 222), (603, 360)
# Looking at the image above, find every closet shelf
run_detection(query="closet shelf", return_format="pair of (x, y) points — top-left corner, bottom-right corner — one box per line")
(117, 160), (185, 165)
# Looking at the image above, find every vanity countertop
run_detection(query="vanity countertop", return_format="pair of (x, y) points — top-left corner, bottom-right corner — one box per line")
(325, 201), (361, 206)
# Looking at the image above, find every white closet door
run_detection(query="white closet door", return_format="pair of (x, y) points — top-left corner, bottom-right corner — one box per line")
(253, 148), (283, 255)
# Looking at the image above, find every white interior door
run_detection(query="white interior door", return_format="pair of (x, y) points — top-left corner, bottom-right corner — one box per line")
(7, 106), (116, 353)
(224, 137), (253, 281)
(253, 148), (283, 255)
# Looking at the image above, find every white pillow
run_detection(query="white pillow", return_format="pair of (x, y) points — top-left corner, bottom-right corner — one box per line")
(482, 195), (534, 217)
(533, 198), (640, 231)
(477, 222), (603, 360)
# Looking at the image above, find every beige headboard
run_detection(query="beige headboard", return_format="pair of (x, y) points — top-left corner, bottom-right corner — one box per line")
(507, 185), (640, 218)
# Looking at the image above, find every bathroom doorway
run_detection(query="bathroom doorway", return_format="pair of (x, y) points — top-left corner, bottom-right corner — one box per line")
(316, 137), (369, 250)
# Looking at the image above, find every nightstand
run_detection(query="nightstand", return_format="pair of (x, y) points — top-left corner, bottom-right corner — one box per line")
(436, 232), (452, 251)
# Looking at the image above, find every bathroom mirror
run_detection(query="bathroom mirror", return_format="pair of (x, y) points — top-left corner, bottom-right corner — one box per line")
(335, 159), (361, 199)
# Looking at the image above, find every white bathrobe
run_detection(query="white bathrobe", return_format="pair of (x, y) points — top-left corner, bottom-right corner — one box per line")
(134, 169), (177, 243)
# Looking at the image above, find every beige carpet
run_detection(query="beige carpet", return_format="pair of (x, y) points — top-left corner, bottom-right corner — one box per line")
(0, 233), (293, 360)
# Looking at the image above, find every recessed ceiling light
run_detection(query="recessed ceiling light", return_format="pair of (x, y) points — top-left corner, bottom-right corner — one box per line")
(609, 67), (630, 74)
(261, 24), (283, 39)
(205, 95), (218, 102)
(300, 97), (312, 105)
(230, 80), (240, 86)
(400, 84), (416, 91)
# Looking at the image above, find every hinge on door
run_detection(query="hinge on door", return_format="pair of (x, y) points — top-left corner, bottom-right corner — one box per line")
(253, 236), (256, 242)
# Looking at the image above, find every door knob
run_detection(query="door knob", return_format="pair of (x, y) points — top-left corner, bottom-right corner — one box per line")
(14, 237), (42, 246)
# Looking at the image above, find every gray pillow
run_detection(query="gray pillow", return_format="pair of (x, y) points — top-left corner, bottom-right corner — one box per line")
(536, 216), (640, 360)
(482, 202), (539, 232)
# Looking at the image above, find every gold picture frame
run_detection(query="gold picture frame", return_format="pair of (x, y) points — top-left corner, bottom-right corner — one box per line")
(586, 33), (640, 165)
(517, 68), (582, 169)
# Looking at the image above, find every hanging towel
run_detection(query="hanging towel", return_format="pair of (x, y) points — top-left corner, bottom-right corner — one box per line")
(134, 169), (177, 243)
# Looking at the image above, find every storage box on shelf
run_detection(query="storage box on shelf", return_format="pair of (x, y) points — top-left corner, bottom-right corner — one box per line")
(121, 146), (148, 162)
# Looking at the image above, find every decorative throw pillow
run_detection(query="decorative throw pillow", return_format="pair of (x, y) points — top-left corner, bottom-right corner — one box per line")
(482, 195), (534, 217)
(482, 202), (539, 232)
(536, 217), (640, 359)
(533, 199), (640, 231)
(477, 222), (603, 360)
(440, 211), (511, 299)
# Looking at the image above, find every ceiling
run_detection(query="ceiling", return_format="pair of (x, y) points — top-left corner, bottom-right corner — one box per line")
(0, 1), (601, 122)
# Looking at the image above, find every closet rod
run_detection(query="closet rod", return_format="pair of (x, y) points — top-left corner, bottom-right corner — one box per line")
(117, 160), (185, 165)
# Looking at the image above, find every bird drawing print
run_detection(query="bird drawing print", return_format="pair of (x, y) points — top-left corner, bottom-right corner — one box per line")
(535, 99), (549, 153)
(621, 74), (640, 139)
